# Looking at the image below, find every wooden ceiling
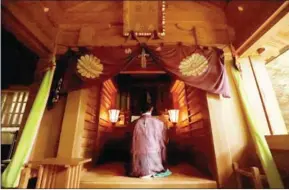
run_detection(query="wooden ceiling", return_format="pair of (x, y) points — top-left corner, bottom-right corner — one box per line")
(226, 0), (287, 52)
(241, 10), (289, 62)
(1, 0), (287, 58)
(2, 0), (231, 57)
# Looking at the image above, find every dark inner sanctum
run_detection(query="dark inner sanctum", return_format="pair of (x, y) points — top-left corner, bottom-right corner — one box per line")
(98, 73), (173, 164)
(116, 74), (172, 116)
(96, 73), (214, 179)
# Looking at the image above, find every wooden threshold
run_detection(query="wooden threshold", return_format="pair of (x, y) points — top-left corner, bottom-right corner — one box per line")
(80, 162), (217, 188)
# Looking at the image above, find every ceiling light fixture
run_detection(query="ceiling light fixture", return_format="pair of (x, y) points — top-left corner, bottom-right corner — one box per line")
(238, 6), (244, 12)
(43, 7), (49, 13)
(257, 47), (266, 55)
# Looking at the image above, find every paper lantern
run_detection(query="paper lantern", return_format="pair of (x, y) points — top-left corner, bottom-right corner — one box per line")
(108, 109), (120, 123)
(168, 109), (179, 124)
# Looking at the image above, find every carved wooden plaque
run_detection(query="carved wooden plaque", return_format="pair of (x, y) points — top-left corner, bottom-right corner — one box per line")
(123, 1), (165, 37)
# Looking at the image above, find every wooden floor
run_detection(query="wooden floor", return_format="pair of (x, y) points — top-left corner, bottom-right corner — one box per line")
(80, 162), (217, 188)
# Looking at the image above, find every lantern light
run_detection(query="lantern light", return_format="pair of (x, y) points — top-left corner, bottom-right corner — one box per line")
(168, 109), (179, 124)
(109, 109), (120, 123)
(43, 7), (49, 13)
(238, 6), (244, 12)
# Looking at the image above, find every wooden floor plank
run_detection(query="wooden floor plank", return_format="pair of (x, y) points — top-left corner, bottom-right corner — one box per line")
(80, 162), (217, 188)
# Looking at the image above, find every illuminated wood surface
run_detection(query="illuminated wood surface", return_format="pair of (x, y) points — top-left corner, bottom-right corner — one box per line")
(80, 162), (216, 188)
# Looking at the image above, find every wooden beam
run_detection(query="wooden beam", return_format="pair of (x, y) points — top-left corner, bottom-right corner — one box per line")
(2, 8), (50, 57)
(266, 135), (289, 151)
(120, 61), (165, 74)
(120, 70), (166, 74)
(241, 12), (289, 60)
(57, 24), (234, 49)
(2, 1), (54, 53)
(78, 26), (95, 46)
(64, 1), (94, 12)
(237, 1), (289, 55)
(39, 1), (66, 27)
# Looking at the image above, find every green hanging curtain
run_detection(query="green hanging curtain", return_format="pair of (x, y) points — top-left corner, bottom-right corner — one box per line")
(228, 59), (284, 188)
(1, 59), (56, 188)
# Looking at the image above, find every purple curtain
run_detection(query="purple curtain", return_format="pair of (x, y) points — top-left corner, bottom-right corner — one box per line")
(147, 44), (230, 97)
(70, 44), (230, 98)
(75, 46), (140, 83)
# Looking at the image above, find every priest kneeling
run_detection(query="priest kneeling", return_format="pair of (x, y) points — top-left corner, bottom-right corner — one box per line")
(129, 104), (171, 179)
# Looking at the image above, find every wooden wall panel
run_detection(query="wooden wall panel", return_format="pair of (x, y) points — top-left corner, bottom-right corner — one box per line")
(94, 80), (118, 163)
(80, 85), (100, 159)
(205, 56), (258, 188)
(30, 97), (67, 160)
(226, 0), (284, 50)
(57, 89), (87, 158)
(169, 80), (214, 176)
(170, 80), (189, 127)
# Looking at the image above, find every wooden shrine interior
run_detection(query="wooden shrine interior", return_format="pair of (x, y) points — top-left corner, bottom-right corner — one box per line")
(2, 0), (289, 188)
(81, 72), (215, 188)
(3, 0), (285, 56)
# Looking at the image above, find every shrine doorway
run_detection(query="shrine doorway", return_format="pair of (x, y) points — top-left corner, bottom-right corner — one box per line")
(80, 72), (216, 188)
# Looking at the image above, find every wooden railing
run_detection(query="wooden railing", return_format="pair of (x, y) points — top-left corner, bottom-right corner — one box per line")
(18, 158), (91, 189)
(232, 162), (267, 189)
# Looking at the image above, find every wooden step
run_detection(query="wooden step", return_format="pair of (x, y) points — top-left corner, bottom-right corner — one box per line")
(80, 162), (217, 188)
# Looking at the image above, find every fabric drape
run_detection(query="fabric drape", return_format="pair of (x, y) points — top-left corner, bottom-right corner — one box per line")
(147, 44), (230, 97)
(73, 44), (231, 98)
(1, 62), (56, 188)
(76, 46), (140, 83)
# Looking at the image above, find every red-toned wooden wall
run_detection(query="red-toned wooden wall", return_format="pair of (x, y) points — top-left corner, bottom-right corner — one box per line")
(169, 80), (214, 176)
(94, 80), (118, 163)
(80, 85), (101, 159)
(77, 79), (117, 162)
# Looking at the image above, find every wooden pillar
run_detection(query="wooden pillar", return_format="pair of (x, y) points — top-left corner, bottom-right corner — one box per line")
(238, 57), (271, 135)
(18, 167), (31, 188)
(249, 56), (287, 134)
(206, 93), (233, 187)
(15, 58), (49, 159)
(206, 56), (253, 188)
(232, 163), (242, 188)
(1, 58), (56, 188)
(116, 92), (121, 109)
(230, 57), (284, 188)
(57, 89), (87, 158)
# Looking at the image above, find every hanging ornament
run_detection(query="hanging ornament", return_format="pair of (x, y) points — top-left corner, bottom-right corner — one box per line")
(77, 54), (103, 79)
(138, 48), (149, 68)
(125, 48), (132, 54)
(52, 78), (63, 103)
(179, 53), (209, 77)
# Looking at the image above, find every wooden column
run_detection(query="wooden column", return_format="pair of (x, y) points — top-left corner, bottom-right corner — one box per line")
(206, 56), (254, 188)
(249, 56), (287, 134)
(230, 57), (284, 188)
(238, 57), (271, 135)
(18, 167), (31, 188)
(57, 89), (87, 158)
(206, 93), (233, 187)
(15, 58), (50, 159)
